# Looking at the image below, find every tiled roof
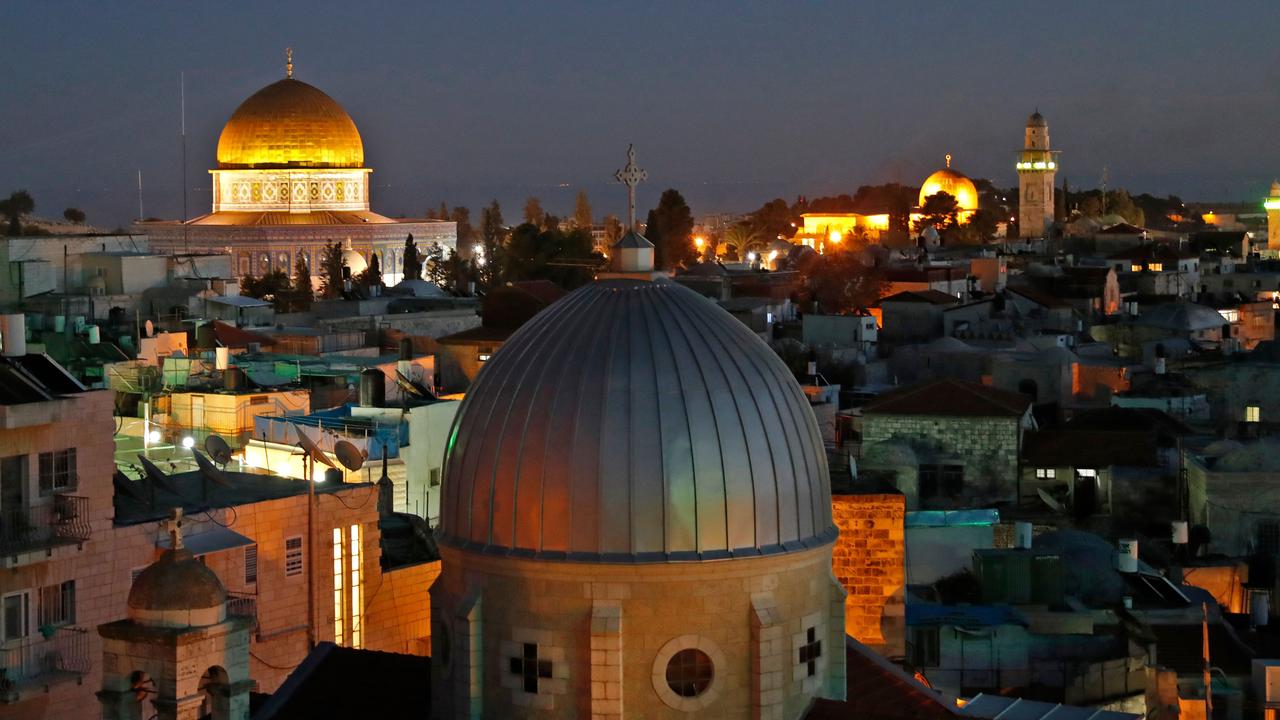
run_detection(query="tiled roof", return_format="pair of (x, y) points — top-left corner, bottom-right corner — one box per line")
(862, 379), (1031, 418)
(881, 289), (962, 305)
(807, 638), (958, 720)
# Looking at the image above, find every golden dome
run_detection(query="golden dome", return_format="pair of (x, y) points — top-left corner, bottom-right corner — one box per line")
(216, 78), (364, 169)
(919, 168), (979, 211)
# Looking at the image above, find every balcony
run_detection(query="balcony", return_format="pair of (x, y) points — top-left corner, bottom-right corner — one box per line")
(0, 627), (91, 703)
(227, 591), (257, 629)
(0, 495), (92, 558)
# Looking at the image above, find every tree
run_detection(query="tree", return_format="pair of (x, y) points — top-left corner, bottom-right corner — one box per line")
(914, 191), (959, 233)
(573, 191), (592, 230)
(63, 207), (86, 224)
(450, 206), (475, 250)
(794, 248), (886, 314)
(477, 200), (507, 290)
(240, 270), (292, 305)
(402, 234), (423, 281)
(522, 196), (546, 228)
(722, 222), (761, 260)
(602, 214), (622, 246)
(0, 190), (35, 236)
(318, 241), (346, 299)
(643, 189), (696, 270)
(354, 251), (382, 290)
(424, 242), (466, 294)
(287, 253), (313, 312)
(502, 223), (595, 288)
(748, 198), (794, 238)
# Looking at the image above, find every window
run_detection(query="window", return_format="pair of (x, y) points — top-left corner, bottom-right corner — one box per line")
(1219, 309), (1240, 323)
(942, 465), (964, 496)
(1149, 263), (1164, 273)
(509, 643), (553, 694)
(909, 627), (939, 668)
(1247, 406), (1262, 423)
(2, 591), (30, 643)
(332, 528), (344, 644)
(249, 395), (270, 405)
(38, 581), (75, 627)
(1257, 521), (1280, 558)
(330, 525), (365, 648)
(244, 545), (258, 585)
(477, 351), (492, 363)
(1036, 468), (1056, 480)
(429, 468), (441, 488)
(919, 465), (939, 499)
(284, 536), (304, 577)
(38, 449), (77, 495)
(665, 648), (714, 698)
(350, 523), (363, 649)
(1131, 264), (1143, 273)
(798, 627), (822, 677)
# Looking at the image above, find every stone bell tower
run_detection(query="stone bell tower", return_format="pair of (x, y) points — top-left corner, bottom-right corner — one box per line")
(1017, 111), (1059, 238)
(1266, 180), (1280, 252)
(97, 511), (253, 720)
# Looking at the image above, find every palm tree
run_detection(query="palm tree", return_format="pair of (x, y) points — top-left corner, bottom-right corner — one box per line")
(721, 223), (760, 260)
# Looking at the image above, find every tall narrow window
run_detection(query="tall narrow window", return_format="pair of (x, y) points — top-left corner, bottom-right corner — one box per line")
(1247, 406), (1262, 423)
(332, 528), (344, 644)
(350, 523), (363, 649)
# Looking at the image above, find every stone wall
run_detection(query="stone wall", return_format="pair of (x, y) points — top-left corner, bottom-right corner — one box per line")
(861, 412), (1022, 507)
(831, 493), (905, 659)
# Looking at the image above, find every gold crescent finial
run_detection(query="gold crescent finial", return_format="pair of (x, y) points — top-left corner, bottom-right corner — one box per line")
(286, 47), (293, 78)
(945, 153), (952, 169)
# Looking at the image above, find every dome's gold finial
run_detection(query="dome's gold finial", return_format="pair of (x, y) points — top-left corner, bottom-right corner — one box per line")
(286, 47), (293, 78)
(945, 153), (952, 169)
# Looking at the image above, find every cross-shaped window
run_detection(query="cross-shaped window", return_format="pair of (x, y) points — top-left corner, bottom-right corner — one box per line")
(508, 642), (553, 693)
(799, 627), (822, 677)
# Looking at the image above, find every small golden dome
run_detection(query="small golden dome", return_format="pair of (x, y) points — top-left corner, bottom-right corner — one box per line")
(216, 78), (364, 169)
(919, 168), (979, 211)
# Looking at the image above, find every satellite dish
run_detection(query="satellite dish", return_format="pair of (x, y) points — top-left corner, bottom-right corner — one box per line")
(191, 449), (233, 488)
(137, 455), (180, 494)
(144, 319), (154, 338)
(205, 435), (232, 466)
(293, 423), (337, 468)
(334, 440), (367, 472)
(1037, 488), (1066, 514)
(395, 369), (436, 401)
(113, 470), (149, 503)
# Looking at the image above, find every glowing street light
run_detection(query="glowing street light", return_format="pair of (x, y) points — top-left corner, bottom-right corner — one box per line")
(747, 251), (758, 263)
(181, 436), (195, 449)
(147, 430), (162, 444)
(694, 236), (705, 250)
(829, 230), (842, 245)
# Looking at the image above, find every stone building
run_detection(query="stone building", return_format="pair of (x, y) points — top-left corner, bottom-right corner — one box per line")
(859, 379), (1035, 509)
(431, 237), (847, 718)
(138, 56), (456, 284)
(830, 489), (906, 659)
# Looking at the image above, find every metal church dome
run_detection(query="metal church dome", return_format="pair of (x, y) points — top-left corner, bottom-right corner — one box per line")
(438, 278), (835, 562)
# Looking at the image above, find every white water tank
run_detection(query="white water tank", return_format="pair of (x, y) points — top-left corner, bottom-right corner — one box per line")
(215, 346), (230, 371)
(1014, 521), (1033, 549)
(1117, 538), (1139, 573)
(1172, 521), (1190, 545)
(86, 325), (100, 344)
(1, 314), (27, 356)
(53, 315), (66, 332)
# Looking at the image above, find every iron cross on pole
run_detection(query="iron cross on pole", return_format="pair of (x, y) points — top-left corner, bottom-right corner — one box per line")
(615, 144), (647, 230)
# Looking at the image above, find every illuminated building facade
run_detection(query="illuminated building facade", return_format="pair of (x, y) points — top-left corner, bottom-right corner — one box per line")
(1016, 111), (1059, 238)
(1266, 180), (1280, 251)
(140, 56), (455, 283)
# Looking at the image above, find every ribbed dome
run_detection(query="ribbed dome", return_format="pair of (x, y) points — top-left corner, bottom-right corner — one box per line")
(216, 78), (364, 169)
(439, 278), (834, 562)
(1028, 111), (1047, 127)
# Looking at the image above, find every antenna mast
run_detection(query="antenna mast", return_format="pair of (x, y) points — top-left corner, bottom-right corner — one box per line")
(137, 170), (144, 221)
(180, 72), (189, 253)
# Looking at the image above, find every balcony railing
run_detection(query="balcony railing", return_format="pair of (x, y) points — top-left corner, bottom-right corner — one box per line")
(0, 627), (91, 702)
(226, 591), (257, 627)
(0, 495), (92, 557)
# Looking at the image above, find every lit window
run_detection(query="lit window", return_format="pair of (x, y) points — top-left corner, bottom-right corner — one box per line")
(798, 627), (823, 677)
(333, 528), (344, 644)
(1035, 468), (1056, 480)
(1131, 264), (1143, 273)
(666, 648), (714, 698)
(284, 536), (304, 578)
(350, 523), (363, 649)
(509, 643), (553, 694)
(1149, 263), (1164, 272)
(1247, 406), (1261, 423)
(477, 352), (492, 363)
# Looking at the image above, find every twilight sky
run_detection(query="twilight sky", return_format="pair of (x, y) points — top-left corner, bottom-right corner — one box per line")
(2, 1), (1279, 228)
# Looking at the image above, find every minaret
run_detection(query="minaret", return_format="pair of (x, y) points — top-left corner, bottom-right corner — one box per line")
(1266, 180), (1280, 252)
(1016, 110), (1059, 238)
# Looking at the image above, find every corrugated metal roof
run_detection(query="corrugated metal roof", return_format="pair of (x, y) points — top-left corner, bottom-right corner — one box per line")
(959, 694), (1140, 720)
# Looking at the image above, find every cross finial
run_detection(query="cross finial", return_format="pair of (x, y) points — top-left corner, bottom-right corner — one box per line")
(286, 48), (293, 78)
(163, 507), (185, 550)
(945, 153), (952, 169)
(614, 143), (647, 230)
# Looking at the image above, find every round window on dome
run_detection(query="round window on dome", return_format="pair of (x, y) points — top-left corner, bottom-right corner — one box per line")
(665, 648), (713, 698)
